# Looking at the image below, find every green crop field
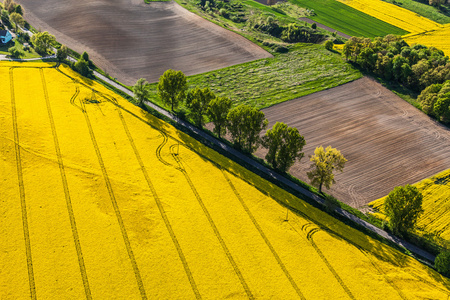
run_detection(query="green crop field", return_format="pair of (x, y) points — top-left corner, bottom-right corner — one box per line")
(289, 0), (408, 37)
(147, 44), (362, 111)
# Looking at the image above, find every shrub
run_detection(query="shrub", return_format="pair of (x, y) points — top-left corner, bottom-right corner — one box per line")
(311, 22), (317, 29)
(325, 40), (334, 51)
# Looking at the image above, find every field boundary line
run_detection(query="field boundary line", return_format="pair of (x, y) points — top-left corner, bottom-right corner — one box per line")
(40, 69), (92, 299)
(170, 145), (254, 299)
(108, 96), (201, 299)
(10, 67), (37, 300)
(79, 97), (147, 300)
(221, 169), (306, 300)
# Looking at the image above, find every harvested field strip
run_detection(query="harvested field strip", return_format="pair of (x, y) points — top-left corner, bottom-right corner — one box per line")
(403, 24), (450, 57)
(289, 0), (408, 37)
(371, 169), (450, 244)
(1, 62), (450, 298)
(338, 0), (441, 33)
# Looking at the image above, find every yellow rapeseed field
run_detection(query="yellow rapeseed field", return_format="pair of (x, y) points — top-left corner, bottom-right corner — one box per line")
(1, 62), (449, 298)
(371, 169), (450, 244)
(403, 24), (450, 57)
(338, 0), (441, 33)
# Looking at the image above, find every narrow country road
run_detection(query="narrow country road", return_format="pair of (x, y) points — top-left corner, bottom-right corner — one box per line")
(92, 68), (436, 264)
(0, 49), (436, 263)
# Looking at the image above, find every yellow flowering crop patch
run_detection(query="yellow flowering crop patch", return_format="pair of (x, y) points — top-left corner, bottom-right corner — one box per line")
(371, 169), (450, 244)
(338, 0), (441, 33)
(403, 24), (450, 57)
(1, 62), (449, 298)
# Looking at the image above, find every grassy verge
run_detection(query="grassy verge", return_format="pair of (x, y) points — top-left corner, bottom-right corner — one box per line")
(146, 43), (362, 110)
(289, 0), (408, 37)
(382, 0), (450, 24)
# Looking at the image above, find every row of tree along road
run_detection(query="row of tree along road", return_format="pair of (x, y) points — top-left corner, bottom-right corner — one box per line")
(134, 69), (348, 195)
(134, 69), (450, 275)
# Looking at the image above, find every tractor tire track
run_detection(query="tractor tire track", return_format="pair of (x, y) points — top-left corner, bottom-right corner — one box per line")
(282, 202), (408, 300)
(40, 69), (92, 300)
(358, 249), (408, 300)
(306, 227), (356, 300)
(110, 98), (201, 299)
(170, 145), (254, 300)
(10, 67), (37, 300)
(79, 98), (147, 300)
(221, 169), (306, 300)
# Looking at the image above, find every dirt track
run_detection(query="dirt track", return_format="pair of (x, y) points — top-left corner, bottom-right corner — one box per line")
(16, 0), (271, 85)
(256, 77), (450, 208)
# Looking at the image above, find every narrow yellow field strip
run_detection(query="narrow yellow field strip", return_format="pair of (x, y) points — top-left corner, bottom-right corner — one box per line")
(0, 69), (31, 299)
(404, 24), (450, 56)
(40, 69), (143, 299)
(338, 0), (441, 33)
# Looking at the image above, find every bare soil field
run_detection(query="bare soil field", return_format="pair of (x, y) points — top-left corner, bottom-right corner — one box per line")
(16, 0), (271, 85)
(256, 77), (450, 208)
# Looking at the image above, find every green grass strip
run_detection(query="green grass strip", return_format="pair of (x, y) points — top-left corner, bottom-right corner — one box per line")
(147, 44), (362, 110)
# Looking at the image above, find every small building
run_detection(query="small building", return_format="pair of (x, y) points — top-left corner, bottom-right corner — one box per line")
(0, 30), (12, 44)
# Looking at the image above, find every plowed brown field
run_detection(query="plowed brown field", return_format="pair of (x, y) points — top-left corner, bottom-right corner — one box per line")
(257, 77), (450, 208)
(16, 0), (270, 85)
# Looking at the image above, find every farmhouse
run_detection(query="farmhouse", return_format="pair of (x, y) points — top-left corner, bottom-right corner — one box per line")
(0, 29), (12, 44)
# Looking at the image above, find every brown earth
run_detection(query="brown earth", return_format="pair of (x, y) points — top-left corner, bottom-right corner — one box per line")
(254, 77), (450, 209)
(16, 0), (271, 85)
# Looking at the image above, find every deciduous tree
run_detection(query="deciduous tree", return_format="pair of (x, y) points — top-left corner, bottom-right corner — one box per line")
(307, 146), (347, 193)
(31, 31), (55, 54)
(262, 122), (306, 172)
(186, 87), (215, 127)
(384, 185), (423, 235)
(157, 69), (187, 112)
(57, 45), (68, 61)
(435, 251), (450, 276)
(208, 96), (231, 138)
(433, 93), (450, 122)
(227, 104), (268, 153)
(9, 12), (24, 28)
(132, 78), (150, 108)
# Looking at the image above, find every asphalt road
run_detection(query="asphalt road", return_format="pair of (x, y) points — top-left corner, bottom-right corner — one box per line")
(92, 69), (436, 264)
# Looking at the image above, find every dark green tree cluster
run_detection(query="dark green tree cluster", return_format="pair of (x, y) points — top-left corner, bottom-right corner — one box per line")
(248, 14), (324, 44)
(435, 250), (450, 277)
(73, 52), (93, 77)
(343, 35), (450, 91)
(197, 0), (246, 23)
(3, 0), (23, 15)
(417, 80), (450, 122)
(262, 122), (306, 172)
